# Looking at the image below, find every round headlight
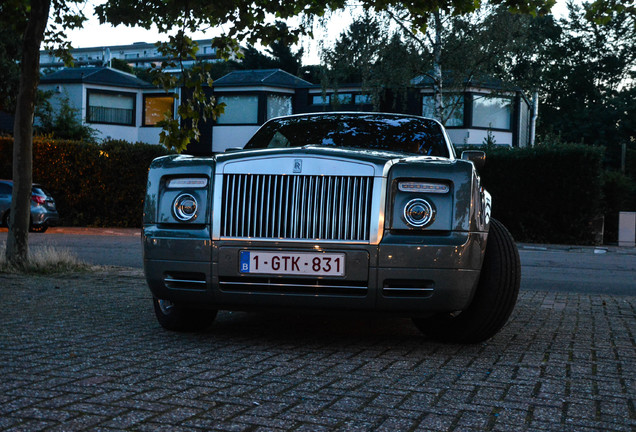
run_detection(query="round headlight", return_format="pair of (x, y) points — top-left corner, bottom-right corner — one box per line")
(173, 193), (198, 221)
(403, 198), (435, 227)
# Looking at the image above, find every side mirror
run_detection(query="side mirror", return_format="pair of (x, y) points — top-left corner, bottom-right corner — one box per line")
(461, 150), (486, 172)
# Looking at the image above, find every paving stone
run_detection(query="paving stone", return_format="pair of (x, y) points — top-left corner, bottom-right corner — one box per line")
(0, 272), (634, 431)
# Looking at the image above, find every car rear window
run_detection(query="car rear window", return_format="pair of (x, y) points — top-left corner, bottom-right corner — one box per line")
(32, 187), (48, 196)
(245, 114), (450, 157)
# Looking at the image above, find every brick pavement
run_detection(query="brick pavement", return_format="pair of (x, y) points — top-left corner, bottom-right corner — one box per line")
(0, 270), (634, 431)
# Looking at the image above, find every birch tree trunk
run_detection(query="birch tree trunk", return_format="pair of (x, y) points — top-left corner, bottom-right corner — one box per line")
(432, 10), (444, 122)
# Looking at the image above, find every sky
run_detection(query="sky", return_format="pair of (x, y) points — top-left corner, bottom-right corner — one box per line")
(63, 0), (575, 66)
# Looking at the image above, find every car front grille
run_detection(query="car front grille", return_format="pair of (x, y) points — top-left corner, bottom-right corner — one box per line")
(221, 174), (373, 242)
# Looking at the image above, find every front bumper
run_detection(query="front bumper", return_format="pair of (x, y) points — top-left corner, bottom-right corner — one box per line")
(143, 226), (486, 315)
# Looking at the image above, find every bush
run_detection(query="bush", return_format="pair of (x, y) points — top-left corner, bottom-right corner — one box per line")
(479, 142), (605, 245)
(0, 137), (171, 227)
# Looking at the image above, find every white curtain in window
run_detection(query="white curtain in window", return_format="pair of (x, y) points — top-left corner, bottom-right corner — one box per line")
(89, 92), (133, 110)
(217, 95), (259, 124)
(267, 94), (292, 120)
(472, 96), (511, 130)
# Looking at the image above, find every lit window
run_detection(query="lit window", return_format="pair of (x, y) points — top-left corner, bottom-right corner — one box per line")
(87, 91), (135, 126)
(267, 95), (292, 120)
(216, 95), (259, 124)
(472, 95), (512, 130)
(143, 94), (174, 126)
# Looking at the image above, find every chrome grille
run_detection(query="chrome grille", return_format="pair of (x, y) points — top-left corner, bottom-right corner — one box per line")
(221, 174), (373, 241)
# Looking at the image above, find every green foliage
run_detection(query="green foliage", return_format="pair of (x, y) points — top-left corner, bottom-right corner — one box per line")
(533, 2), (635, 164)
(34, 91), (98, 142)
(479, 142), (605, 244)
(0, 137), (171, 227)
(110, 58), (134, 74)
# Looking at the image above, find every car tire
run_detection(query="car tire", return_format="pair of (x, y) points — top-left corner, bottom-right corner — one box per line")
(153, 297), (217, 332)
(30, 224), (48, 233)
(2, 212), (9, 228)
(412, 218), (520, 343)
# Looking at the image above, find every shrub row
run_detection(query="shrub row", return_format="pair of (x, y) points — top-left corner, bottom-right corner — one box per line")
(0, 137), (171, 227)
(1, 137), (632, 244)
(478, 143), (607, 245)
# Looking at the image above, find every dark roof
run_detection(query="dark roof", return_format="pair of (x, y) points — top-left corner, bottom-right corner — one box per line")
(40, 67), (155, 89)
(214, 69), (312, 89)
(411, 73), (515, 91)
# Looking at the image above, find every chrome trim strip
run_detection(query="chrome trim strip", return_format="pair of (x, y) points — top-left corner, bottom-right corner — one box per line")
(382, 287), (434, 292)
(218, 237), (370, 244)
(164, 277), (206, 285)
(219, 280), (368, 290)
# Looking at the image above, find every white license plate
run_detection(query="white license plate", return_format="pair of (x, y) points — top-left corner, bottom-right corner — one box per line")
(239, 251), (345, 276)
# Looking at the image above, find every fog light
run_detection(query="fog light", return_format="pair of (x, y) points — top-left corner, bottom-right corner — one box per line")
(404, 198), (435, 227)
(173, 194), (198, 221)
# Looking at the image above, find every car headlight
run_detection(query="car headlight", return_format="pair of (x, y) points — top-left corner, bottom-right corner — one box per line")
(173, 193), (198, 221)
(403, 198), (435, 227)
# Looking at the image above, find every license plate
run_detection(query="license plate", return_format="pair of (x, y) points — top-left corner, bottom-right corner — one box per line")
(239, 251), (345, 276)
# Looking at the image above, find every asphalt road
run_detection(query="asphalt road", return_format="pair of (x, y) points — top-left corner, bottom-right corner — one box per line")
(1, 227), (635, 295)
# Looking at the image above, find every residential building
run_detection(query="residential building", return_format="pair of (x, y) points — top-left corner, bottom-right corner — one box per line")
(37, 67), (536, 153)
(40, 39), (220, 72)
(39, 67), (176, 143)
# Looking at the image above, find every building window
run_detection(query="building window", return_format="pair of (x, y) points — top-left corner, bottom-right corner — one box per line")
(422, 94), (464, 127)
(333, 93), (353, 105)
(267, 94), (292, 120)
(216, 95), (259, 124)
(312, 95), (330, 105)
(472, 95), (512, 130)
(87, 90), (135, 126)
(143, 94), (174, 126)
(355, 94), (372, 105)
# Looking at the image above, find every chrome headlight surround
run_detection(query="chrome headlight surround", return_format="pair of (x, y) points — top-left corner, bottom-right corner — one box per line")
(173, 193), (199, 222)
(403, 198), (435, 227)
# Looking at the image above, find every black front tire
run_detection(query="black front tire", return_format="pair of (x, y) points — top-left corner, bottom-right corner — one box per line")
(30, 224), (48, 233)
(413, 218), (521, 343)
(153, 297), (217, 332)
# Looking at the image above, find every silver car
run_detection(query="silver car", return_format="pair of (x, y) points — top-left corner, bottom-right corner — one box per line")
(0, 180), (59, 233)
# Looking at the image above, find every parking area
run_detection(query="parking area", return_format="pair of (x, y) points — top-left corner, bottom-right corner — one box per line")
(0, 269), (634, 431)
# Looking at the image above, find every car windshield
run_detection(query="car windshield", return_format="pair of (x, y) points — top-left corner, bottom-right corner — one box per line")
(244, 114), (450, 157)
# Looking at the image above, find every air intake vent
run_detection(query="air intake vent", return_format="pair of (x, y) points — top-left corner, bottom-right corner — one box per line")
(221, 174), (373, 242)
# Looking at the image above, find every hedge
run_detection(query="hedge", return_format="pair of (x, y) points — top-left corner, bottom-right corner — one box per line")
(0, 137), (171, 227)
(0, 137), (629, 244)
(478, 143), (605, 245)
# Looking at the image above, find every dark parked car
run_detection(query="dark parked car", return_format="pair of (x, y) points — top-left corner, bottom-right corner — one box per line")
(0, 180), (59, 233)
(142, 113), (520, 343)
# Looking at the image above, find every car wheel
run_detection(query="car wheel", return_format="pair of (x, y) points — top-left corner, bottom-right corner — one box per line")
(30, 224), (48, 233)
(412, 218), (520, 343)
(153, 297), (217, 332)
(2, 212), (9, 227)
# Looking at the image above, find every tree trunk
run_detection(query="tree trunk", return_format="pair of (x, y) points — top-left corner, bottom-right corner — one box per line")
(432, 10), (444, 123)
(6, 0), (51, 266)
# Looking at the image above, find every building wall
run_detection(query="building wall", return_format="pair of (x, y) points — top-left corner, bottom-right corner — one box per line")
(38, 82), (164, 144)
(212, 126), (260, 152)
